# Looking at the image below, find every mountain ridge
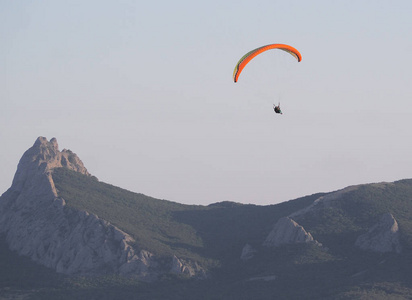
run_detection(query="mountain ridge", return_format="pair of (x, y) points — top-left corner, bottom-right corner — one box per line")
(1, 137), (412, 299)
(0, 137), (207, 280)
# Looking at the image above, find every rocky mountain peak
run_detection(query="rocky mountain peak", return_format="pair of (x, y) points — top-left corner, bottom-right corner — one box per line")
(11, 137), (90, 196)
(32, 136), (89, 175)
(0, 137), (162, 278)
(0, 137), (207, 279)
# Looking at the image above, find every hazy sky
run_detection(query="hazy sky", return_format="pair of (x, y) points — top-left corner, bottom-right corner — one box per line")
(1, 1), (412, 205)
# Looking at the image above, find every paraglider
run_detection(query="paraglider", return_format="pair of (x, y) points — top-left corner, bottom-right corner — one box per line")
(233, 43), (301, 114)
(273, 103), (282, 114)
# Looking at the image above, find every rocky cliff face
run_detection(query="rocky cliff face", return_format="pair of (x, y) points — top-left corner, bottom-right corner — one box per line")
(10, 137), (89, 196)
(0, 137), (200, 280)
(355, 213), (402, 254)
(170, 255), (207, 278)
(263, 217), (321, 248)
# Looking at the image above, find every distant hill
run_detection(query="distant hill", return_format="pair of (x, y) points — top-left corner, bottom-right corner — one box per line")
(1, 137), (412, 299)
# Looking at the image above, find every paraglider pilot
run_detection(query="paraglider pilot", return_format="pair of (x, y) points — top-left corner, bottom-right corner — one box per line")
(273, 103), (283, 114)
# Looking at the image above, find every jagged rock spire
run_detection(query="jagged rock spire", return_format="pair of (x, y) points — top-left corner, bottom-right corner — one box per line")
(11, 137), (89, 193)
(32, 137), (89, 174)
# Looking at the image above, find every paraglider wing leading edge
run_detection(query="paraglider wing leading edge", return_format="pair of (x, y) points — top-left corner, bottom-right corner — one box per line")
(233, 44), (302, 83)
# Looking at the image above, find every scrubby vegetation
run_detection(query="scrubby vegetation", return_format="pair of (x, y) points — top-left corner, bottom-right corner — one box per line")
(52, 168), (317, 264)
(53, 168), (208, 261)
(1, 170), (412, 299)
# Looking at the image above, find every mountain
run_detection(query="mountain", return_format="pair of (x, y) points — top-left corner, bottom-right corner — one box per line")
(1, 137), (412, 299)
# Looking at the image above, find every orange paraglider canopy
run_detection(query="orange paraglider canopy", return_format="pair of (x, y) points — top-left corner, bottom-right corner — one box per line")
(233, 44), (302, 83)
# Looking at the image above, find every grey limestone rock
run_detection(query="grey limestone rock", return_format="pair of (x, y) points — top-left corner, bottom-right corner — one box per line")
(170, 255), (207, 278)
(0, 137), (155, 278)
(263, 217), (321, 248)
(355, 213), (402, 254)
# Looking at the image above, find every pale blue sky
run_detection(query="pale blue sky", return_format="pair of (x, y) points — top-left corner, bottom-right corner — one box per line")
(1, 0), (412, 205)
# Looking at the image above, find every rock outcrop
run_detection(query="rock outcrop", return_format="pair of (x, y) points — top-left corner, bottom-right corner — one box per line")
(11, 137), (90, 195)
(0, 137), (157, 279)
(263, 217), (321, 247)
(240, 244), (257, 261)
(355, 213), (402, 254)
(170, 255), (207, 278)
